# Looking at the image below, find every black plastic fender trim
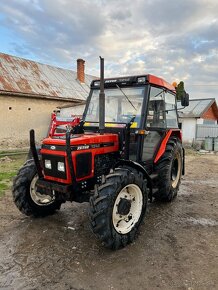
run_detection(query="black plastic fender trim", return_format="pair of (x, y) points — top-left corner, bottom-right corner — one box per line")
(115, 159), (152, 192)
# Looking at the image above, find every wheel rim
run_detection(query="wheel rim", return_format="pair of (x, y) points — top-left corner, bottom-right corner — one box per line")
(30, 175), (55, 206)
(171, 152), (182, 189)
(112, 184), (143, 234)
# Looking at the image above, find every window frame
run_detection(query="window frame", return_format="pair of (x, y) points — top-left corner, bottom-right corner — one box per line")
(144, 85), (179, 131)
(165, 90), (179, 129)
(84, 86), (146, 127)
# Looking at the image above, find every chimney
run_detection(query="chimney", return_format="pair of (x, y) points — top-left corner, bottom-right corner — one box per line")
(77, 58), (85, 83)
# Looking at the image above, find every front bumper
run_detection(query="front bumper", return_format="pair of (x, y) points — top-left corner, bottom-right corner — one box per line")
(35, 178), (93, 203)
(36, 178), (72, 194)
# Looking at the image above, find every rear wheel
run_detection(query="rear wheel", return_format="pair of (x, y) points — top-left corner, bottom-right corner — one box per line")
(154, 138), (183, 202)
(12, 160), (62, 217)
(89, 167), (148, 249)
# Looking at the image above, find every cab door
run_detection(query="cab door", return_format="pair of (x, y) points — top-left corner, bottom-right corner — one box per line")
(142, 87), (178, 163)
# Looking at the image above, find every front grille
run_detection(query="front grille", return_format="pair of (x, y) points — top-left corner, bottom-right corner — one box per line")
(75, 153), (92, 179)
(42, 154), (67, 179)
(94, 153), (116, 176)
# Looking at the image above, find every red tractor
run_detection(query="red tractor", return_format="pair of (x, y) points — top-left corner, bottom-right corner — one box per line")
(12, 57), (189, 249)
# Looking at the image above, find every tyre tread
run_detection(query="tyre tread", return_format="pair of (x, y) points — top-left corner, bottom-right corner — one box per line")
(12, 160), (61, 217)
(89, 167), (148, 249)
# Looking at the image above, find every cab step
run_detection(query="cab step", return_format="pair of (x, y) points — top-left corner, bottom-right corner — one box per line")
(149, 173), (158, 181)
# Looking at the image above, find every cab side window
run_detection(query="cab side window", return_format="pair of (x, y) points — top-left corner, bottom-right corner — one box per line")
(146, 87), (166, 128)
(146, 87), (178, 129)
(165, 91), (178, 128)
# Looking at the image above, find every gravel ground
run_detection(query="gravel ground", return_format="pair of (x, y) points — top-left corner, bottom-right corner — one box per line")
(0, 154), (217, 290)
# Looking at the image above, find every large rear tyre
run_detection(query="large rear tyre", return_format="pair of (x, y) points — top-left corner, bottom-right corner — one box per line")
(12, 160), (62, 217)
(89, 167), (148, 250)
(154, 137), (183, 202)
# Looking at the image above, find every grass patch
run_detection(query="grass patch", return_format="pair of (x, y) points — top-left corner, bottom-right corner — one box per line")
(185, 148), (199, 156)
(0, 154), (26, 197)
(0, 183), (8, 197)
(0, 172), (17, 180)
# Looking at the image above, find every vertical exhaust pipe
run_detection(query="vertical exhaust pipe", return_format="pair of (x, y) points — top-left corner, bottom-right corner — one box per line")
(99, 56), (105, 135)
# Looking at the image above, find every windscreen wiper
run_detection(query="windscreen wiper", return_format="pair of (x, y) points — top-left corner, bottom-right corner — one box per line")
(116, 84), (137, 111)
(152, 89), (165, 99)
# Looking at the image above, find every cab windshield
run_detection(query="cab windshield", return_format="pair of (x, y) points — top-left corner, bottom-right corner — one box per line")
(85, 86), (145, 127)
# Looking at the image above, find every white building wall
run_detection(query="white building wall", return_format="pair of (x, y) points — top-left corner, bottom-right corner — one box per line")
(197, 118), (204, 125)
(181, 118), (197, 143)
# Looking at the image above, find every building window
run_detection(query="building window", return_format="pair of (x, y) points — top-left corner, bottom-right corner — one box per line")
(203, 119), (216, 125)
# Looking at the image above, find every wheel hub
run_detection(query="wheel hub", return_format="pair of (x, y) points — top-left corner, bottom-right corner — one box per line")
(112, 184), (143, 235)
(30, 175), (55, 206)
(117, 198), (131, 215)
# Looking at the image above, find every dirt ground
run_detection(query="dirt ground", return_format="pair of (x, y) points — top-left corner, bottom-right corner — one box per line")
(0, 154), (217, 290)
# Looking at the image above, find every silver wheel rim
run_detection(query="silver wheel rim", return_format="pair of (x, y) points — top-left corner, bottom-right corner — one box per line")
(112, 184), (143, 234)
(171, 152), (182, 189)
(30, 175), (55, 206)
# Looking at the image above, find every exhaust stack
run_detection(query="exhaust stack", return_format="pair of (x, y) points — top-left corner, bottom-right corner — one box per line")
(99, 56), (105, 135)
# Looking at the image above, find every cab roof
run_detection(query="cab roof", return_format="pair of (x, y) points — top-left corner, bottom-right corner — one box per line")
(147, 74), (175, 92)
(91, 74), (176, 92)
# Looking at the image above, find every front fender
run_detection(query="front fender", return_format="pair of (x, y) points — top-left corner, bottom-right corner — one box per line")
(115, 159), (152, 190)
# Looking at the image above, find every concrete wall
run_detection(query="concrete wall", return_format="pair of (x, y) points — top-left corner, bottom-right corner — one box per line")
(181, 118), (197, 143)
(0, 95), (74, 149)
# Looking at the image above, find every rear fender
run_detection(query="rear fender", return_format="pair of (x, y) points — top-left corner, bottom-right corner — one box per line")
(154, 129), (182, 163)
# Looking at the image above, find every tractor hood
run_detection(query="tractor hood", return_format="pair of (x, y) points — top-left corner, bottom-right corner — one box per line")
(41, 133), (119, 152)
(40, 133), (119, 184)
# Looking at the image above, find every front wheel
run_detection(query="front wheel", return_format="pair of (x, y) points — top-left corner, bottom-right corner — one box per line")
(89, 167), (148, 250)
(12, 160), (62, 217)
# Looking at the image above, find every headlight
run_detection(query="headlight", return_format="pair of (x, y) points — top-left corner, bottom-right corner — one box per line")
(45, 159), (52, 169)
(93, 81), (100, 87)
(137, 77), (146, 83)
(57, 162), (65, 172)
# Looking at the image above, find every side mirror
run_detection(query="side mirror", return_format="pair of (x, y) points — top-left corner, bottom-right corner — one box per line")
(175, 81), (189, 107)
(181, 91), (189, 107)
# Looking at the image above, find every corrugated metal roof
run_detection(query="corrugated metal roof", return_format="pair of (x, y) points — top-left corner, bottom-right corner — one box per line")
(178, 98), (216, 118)
(0, 52), (96, 101)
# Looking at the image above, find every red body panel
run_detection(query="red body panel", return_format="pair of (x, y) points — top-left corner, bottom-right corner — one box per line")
(148, 74), (176, 92)
(42, 133), (118, 147)
(41, 151), (71, 184)
(40, 133), (119, 183)
(154, 129), (182, 163)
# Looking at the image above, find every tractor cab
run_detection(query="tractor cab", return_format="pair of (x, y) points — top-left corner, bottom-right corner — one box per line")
(83, 74), (187, 167)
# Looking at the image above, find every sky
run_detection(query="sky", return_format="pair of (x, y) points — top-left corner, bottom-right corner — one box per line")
(0, 0), (218, 101)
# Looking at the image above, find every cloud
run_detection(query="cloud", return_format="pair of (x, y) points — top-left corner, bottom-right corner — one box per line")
(0, 0), (218, 100)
